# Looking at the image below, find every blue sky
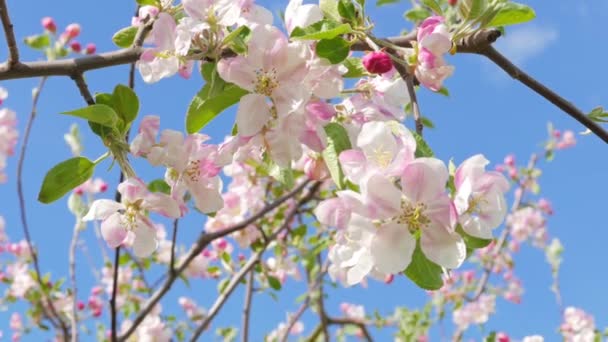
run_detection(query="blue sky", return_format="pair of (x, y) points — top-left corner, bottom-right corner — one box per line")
(0, 0), (607, 340)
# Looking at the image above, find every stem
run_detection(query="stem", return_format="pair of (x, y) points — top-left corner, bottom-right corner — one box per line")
(68, 225), (81, 342)
(110, 247), (121, 342)
(241, 268), (255, 342)
(0, 0), (19, 66)
(169, 219), (178, 275)
(17, 76), (70, 339)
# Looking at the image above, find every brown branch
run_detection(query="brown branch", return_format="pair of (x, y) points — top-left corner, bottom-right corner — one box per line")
(393, 60), (423, 135)
(0, 0), (19, 66)
(118, 180), (314, 341)
(169, 218), (179, 276)
(17, 76), (71, 339)
(68, 225), (81, 342)
(110, 247), (121, 342)
(327, 317), (373, 342)
(190, 182), (320, 341)
(70, 73), (95, 105)
(479, 46), (608, 144)
(241, 268), (255, 342)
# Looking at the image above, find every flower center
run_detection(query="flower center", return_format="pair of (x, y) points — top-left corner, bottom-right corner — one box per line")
(370, 146), (393, 169)
(253, 68), (278, 96)
(185, 160), (201, 182)
(122, 199), (144, 231)
(465, 195), (486, 216)
(395, 200), (430, 232)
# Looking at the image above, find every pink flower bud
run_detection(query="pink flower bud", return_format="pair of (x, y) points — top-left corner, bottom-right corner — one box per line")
(65, 23), (81, 39)
(384, 274), (394, 284)
(41, 17), (57, 33)
(496, 332), (510, 342)
(362, 51), (393, 74)
(98, 181), (108, 193)
(85, 43), (96, 55)
(92, 309), (102, 317)
(304, 157), (329, 181)
(77, 301), (85, 311)
(503, 154), (515, 167)
(508, 169), (517, 180)
(70, 41), (81, 53)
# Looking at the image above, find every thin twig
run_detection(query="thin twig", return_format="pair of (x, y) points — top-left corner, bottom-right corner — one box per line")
(70, 73), (95, 105)
(0, 0), (19, 66)
(118, 181), (315, 341)
(169, 219), (178, 275)
(190, 183), (320, 341)
(479, 46), (608, 144)
(68, 225), (81, 342)
(17, 76), (70, 339)
(394, 62), (423, 135)
(110, 247), (121, 342)
(241, 267), (255, 342)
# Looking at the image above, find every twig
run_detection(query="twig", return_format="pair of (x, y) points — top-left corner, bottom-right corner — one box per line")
(0, 0), (19, 66)
(110, 247), (121, 342)
(118, 181), (315, 341)
(479, 46), (608, 144)
(190, 183), (320, 341)
(241, 268), (255, 342)
(16, 76), (70, 339)
(327, 317), (373, 342)
(70, 73), (95, 105)
(68, 225), (81, 342)
(393, 60), (423, 135)
(169, 219), (178, 275)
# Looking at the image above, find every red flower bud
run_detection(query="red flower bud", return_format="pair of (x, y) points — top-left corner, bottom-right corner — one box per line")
(362, 51), (393, 74)
(448, 0), (458, 6)
(41, 17), (57, 33)
(70, 41), (81, 53)
(65, 23), (81, 39)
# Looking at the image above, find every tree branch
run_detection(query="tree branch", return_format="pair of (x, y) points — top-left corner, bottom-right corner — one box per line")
(169, 218), (178, 276)
(68, 225), (81, 342)
(17, 76), (71, 339)
(70, 73), (95, 105)
(190, 182), (320, 341)
(110, 247), (121, 342)
(117, 180), (315, 341)
(479, 46), (608, 144)
(0, 0), (19, 66)
(241, 268), (255, 342)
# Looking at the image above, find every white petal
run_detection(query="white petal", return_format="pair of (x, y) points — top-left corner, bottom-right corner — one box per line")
(143, 193), (181, 218)
(100, 213), (128, 248)
(83, 200), (123, 221)
(421, 224), (466, 269)
(132, 222), (159, 257)
(345, 250), (373, 286)
(236, 94), (271, 137)
(371, 223), (415, 274)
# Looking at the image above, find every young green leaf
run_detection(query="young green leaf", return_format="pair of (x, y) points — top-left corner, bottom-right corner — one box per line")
(62, 104), (120, 128)
(322, 123), (352, 189)
(290, 19), (352, 40)
(404, 241), (444, 290)
(112, 84), (139, 125)
(487, 2), (535, 27)
(186, 85), (248, 133)
(112, 26), (138, 48)
(342, 57), (369, 78)
(24, 34), (50, 50)
(413, 132), (434, 158)
(38, 157), (96, 203)
(315, 37), (350, 64)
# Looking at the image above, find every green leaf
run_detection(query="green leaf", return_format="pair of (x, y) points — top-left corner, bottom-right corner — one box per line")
(587, 106), (608, 123)
(458, 0), (486, 20)
(315, 37), (350, 64)
(320, 0), (341, 21)
(487, 2), (535, 27)
(456, 224), (493, 249)
(38, 157), (96, 203)
(437, 86), (449, 97)
(421, 0), (442, 14)
(338, 0), (357, 21)
(136, 0), (160, 5)
(147, 179), (171, 194)
(24, 34), (50, 50)
(222, 25), (251, 54)
(420, 116), (434, 129)
(200, 62), (216, 82)
(413, 132), (434, 158)
(404, 241), (444, 290)
(485, 331), (497, 342)
(88, 94), (114, 138)
(322, 123), (352, 189)
(342, 57), (368, 78)
(112, 84), (139, 125)
(290, 19), (352, 40)
(186, 84), (248, 133)
(269, 163), (295, 189)
(62, 104), (119, 128)
(267, 276), (282, 291)
(376, 0), (399, 6)
(404, 7), (431, 23)
(112, 26), (138, 48)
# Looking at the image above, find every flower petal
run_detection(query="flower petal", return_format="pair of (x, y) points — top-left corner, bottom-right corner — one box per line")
(100, 213), (128, 248)
(371, 222), (415, 274)
(236, 94), (271, 137)
(421, 224), (466, 269)
(83, 200), (123, 221)
(132, 222), (158, 258)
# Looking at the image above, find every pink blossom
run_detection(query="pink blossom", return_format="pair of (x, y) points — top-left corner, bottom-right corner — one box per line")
(415, 16), (454, 91)
(453, 294), (496, 330)
(69, 41), (81, 53)
(560, 307), (596, 342)
(556, 130), (576, 149)
(65, 23), (81, 39)
(0, 108), (18, 183)
(85, 43), (96, 54)
(83, 178), (181, 257)
(507, 207), (547, 247)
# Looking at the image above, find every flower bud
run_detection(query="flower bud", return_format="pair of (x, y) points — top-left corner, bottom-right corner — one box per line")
(65, 23), (81, 39)
(85, 43), (96, 55)
(448, 0), (458, 6)
(70, 41), (81, 53)
(41, 17), (57, 33)
(362, 51), (393, 74)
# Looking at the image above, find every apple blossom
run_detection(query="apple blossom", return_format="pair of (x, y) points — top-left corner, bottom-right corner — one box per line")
(452, 294), (496, 330)
(560, 307), (596, 342)
(284, 0), (323, 34)
(362, 51), (393, 74)
(415, 16), (454, 91)
(0, 107), (18, 183)
(83, 178), (181, 257)
(454, 154), (510, 239)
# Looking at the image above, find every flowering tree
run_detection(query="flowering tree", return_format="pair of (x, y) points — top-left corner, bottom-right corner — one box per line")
(0, 0), (606, 341)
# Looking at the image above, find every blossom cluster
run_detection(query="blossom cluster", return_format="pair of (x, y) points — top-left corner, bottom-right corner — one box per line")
(0, 87), (17, 183)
